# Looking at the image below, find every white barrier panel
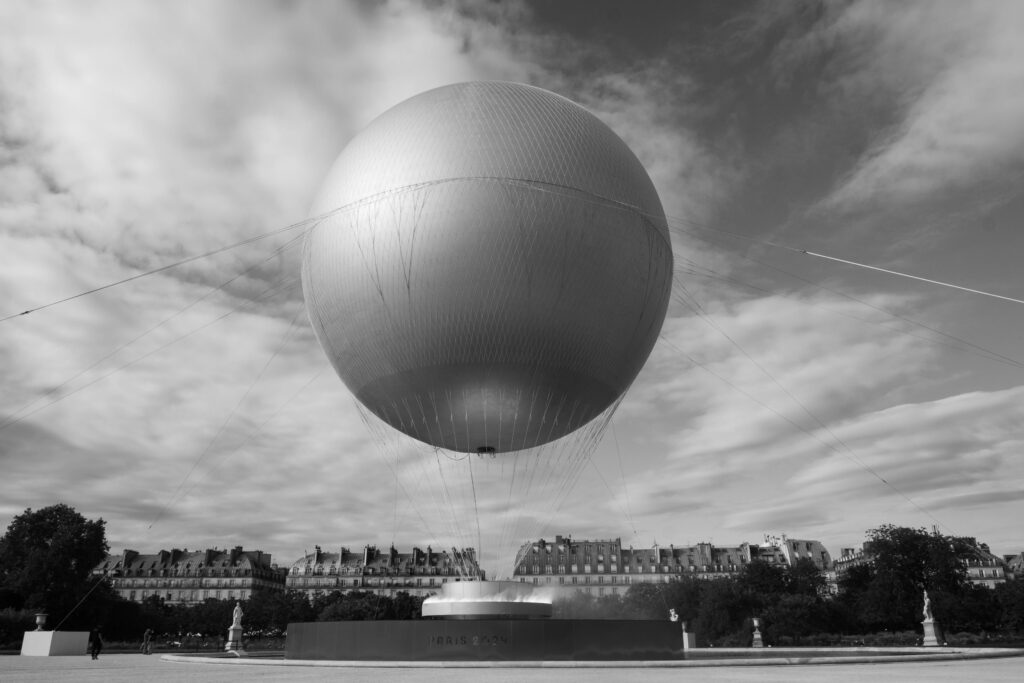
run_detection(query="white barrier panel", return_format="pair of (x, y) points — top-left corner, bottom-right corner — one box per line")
(21, 631), (89, 656)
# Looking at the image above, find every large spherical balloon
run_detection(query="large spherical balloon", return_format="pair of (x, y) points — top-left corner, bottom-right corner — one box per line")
(302, 82), (672, 453)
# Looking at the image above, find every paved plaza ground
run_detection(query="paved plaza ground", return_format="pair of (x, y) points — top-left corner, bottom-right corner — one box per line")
(3, 652), (1024, 682)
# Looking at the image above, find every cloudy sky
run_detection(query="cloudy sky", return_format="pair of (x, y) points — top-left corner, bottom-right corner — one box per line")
(2, 0), (1023, 576)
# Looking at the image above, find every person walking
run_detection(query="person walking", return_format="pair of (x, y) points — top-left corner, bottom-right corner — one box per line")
(141, 627), (154, 654)
(88, 626), (103, 660)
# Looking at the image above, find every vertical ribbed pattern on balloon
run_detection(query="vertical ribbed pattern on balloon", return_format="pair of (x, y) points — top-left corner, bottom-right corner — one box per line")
(302, 82), (672, 453)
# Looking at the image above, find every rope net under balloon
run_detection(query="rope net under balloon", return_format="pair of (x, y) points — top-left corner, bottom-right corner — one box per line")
(355, 393), (625, 580)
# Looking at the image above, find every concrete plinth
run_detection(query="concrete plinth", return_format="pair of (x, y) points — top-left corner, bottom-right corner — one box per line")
(922, 619), (942, 647)
(21, 631), (89, 656)
(286, 619), (683, 661)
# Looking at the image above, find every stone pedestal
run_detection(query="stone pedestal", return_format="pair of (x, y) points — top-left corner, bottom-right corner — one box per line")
(751, 618), (764, 648)
(921, 619), (942, 647)
(21, 631), (89, 656)
(225, 625), (243, 652)
(681, 629), (696, 651)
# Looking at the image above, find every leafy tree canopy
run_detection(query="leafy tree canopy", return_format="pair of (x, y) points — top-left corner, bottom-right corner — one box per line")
(0, 504), (108, 620)
(866, 525), (969, 593)
(844, 525), (972, 631)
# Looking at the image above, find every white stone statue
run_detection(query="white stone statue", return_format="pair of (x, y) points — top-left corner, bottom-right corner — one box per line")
(232, 601), (243, 628)
(668, 608), (679, 622)
(922, 589), (933, 621)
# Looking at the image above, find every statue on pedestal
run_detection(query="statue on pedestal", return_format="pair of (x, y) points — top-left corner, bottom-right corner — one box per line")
(226, 601), (245, 653)
(921, 588), (942, 647)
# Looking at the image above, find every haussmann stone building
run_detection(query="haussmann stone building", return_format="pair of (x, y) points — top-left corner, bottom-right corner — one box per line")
(92, 546), (285, 604)
(286, 544), (485, 600)
(512, 534), (833, 596)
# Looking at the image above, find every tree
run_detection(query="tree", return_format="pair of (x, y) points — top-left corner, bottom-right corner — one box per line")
(318, 591), (393, 621)
(177, 598), (236, 636)
(136, 594), (173, 635)
(936, 584), (1000, 633)
(243, 589), (316, 633)
(736, 560), (788, 614)
(841, 525), (971, 632)
(867, 525), (968, 594)
(622, 582), (670, 620)
(787, 558), (826, 597)
(662, 576), (703, 625)
(391, 591), (425, 620)
(694, 579), (746, 645)
(765, 594), (821, 644)
(995, 578), (1024, 632)
(0, 504), (108, 625)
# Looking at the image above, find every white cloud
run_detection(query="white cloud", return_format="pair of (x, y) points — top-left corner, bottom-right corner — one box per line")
(810, 1), (1024, 215)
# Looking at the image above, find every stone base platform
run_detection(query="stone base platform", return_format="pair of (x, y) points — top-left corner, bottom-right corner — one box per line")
(285, 619), (683, 661)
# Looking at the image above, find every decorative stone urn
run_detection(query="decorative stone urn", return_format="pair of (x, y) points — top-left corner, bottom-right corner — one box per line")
(34, 613), (47, 631)
(751, 617), (764, 648)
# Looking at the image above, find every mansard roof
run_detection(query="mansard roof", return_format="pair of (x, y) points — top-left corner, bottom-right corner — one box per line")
(288, 545), (479, 573)
(94, 546), (275, 575)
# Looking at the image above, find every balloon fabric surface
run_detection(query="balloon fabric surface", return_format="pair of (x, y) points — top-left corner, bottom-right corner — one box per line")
(302, 81), (673, 454)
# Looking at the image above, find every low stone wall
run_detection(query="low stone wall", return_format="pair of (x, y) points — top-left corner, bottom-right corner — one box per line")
(286, 619), (683, 661)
